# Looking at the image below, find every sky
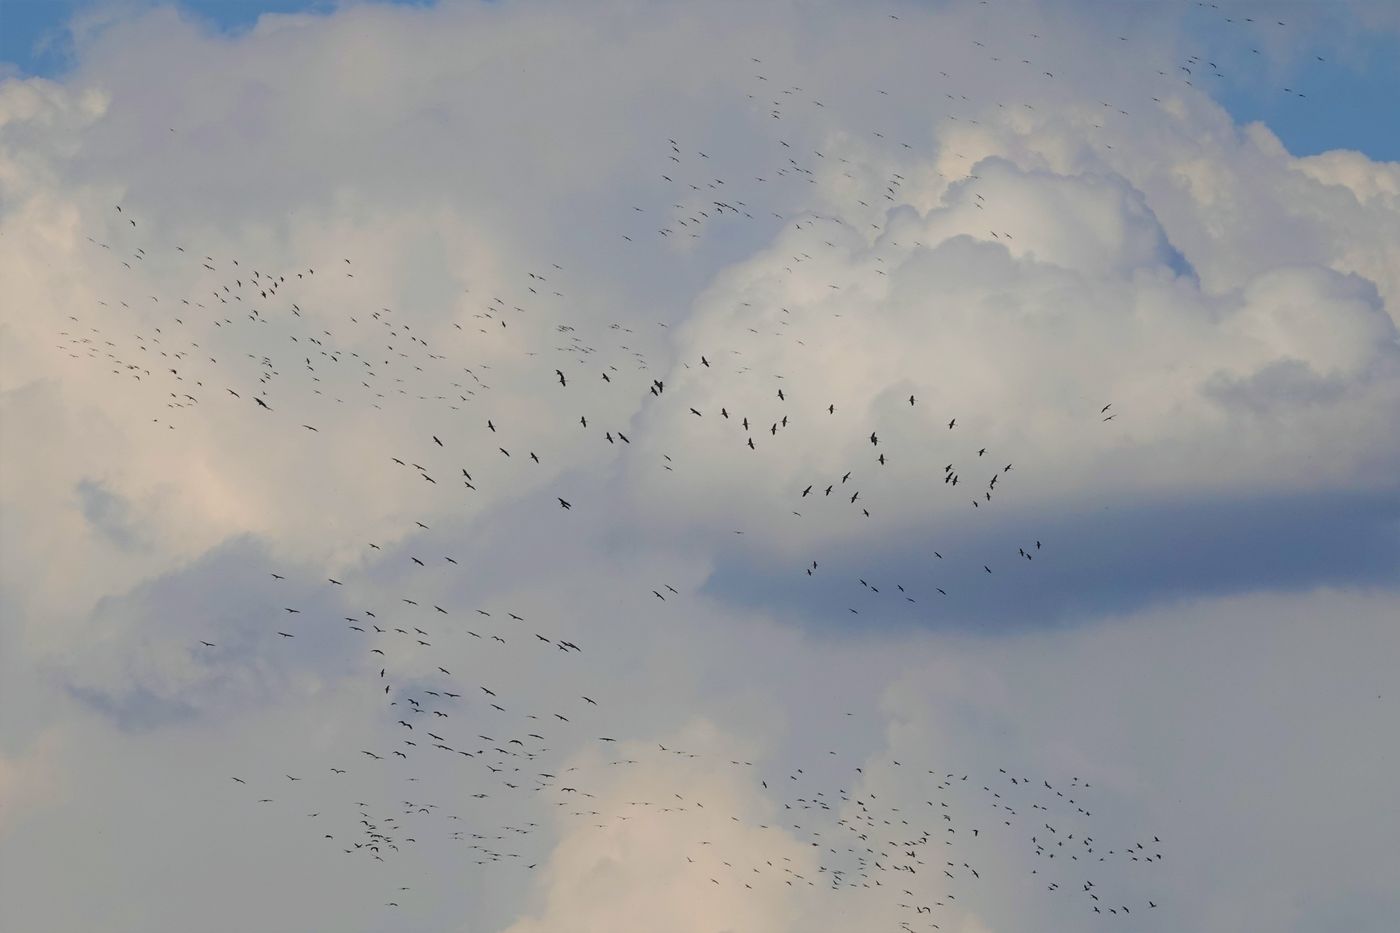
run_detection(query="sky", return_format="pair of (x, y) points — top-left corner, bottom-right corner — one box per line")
(0, 2), (1398, 932)
(5, 0), (1400, 160)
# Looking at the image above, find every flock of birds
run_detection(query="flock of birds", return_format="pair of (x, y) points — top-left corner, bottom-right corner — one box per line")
(52, 5), (1332, 928)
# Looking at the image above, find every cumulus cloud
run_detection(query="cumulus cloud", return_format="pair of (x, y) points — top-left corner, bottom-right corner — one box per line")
(1, 2), (1397, 932)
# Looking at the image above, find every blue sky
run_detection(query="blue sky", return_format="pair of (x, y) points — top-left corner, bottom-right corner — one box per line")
(4, 0), (1400, 160)
(1, 0), (333, 66)
(1179, 2), (1400, 162)
(0, 1), (343, 75)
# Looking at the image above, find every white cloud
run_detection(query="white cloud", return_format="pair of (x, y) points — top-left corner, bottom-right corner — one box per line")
(0, 2), (1397, 932)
